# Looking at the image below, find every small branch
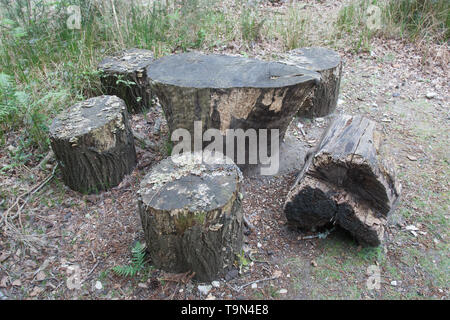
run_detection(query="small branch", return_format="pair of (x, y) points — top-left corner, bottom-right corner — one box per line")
(249, 251), (269, 264)
(226, 276), (279, 293)
(86, 261), (101, 278)
(1, 164), (59, 247)
(297, 227), (335, 240)
(33, 151), (54, 171)
(169, 282), (180, 300)
(238, 276), (278, 291)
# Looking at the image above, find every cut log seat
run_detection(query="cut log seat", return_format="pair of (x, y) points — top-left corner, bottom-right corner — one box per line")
(138, 152), (244, 281)
(281, 47), (342, 118)
(49, 95), (137, 194)
(148, 52), (320, 168)
(98, 48), (155, 113)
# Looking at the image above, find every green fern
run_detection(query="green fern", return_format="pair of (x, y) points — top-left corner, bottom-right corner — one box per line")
(111, 241), (147, 278)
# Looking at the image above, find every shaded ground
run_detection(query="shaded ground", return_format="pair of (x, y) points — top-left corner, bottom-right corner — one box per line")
(0, 0), (448, 300)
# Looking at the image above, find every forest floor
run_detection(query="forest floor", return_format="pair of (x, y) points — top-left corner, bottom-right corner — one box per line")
(0, 0), (448, 300)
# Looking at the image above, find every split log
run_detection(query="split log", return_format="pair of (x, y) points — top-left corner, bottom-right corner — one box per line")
(284, 115), (401, 246)
(49, 95), (137, 194)
(98, 48), (154, 113)
(138, 152), (243, 281)
(148, 52), (320, 163)
(281, 47), (342, 118)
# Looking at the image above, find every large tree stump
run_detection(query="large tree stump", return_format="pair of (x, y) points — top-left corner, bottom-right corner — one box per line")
(148, 52), (320, 164)
(138, 152), (244, 281)
(281, 47), (342, 118)
(98, 48), (154, 113)
(49, 95), (137, 194)
(284, 115), (401, 246)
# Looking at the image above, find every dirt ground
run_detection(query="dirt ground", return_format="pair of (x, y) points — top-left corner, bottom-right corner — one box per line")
(0, 0), (448, 300)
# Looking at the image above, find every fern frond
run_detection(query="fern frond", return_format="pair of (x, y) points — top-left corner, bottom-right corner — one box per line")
(111, 265), (138, 277)
(111, 241), (147, 278)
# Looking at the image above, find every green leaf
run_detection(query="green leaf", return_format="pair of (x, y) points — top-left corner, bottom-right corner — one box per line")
(13, 27), (27, 38)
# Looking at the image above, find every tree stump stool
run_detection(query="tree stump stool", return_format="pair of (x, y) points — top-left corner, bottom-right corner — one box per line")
(281, 47), (342, 118)
(148, 52), (320, 164)
(138, 152), (243, 281)
(284, 115), (401, 246)
(98, 48), (154, 113)
(49, 95), (137, 194)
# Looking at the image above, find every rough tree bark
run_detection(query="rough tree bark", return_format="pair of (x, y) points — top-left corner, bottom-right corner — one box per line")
(49, 95), (137, 194)
(138, 152), (243, 281)
(284, 115), (401, 246)
(98, 48), (154, 113)
(148, 52), (320, 164)
(281, 47), (342, 118)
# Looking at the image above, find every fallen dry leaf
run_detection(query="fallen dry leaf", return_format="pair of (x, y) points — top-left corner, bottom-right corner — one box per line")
(35, 271), (46, 282)
(12, 279), (22, 287)
(0, 276), (9, 288)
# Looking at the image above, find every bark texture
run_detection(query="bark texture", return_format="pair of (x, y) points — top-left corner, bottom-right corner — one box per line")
(98, 48), (154, 113)
(282, 47), (342, 118)
(284, 115), (401, 246)
(49, 95), (137, 194)
(148, 52), (320, 165)
(138, 152), (243, 281)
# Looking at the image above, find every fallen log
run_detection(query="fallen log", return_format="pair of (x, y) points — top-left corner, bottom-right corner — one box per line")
(98, 48), (154, 113)
(281, 47), (342, 118)
(138, 152), (243, 281)
(284, 114), (401, 246)
(49, 95), (137, 193)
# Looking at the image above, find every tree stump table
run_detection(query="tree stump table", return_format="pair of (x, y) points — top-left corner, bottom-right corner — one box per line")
(148, 52), (320, 164)
(281, 47), (342, 118)
(49, 95), (137, 194)
(98, 48), (154, 113)
(284, 115), (401, 246)
(138, 152), (243, 281)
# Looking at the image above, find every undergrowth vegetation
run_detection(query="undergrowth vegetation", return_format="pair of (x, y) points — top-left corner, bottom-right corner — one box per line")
(0, 0), (448, 166)
(0, 0), (268, 165)
(336, 0), (449, 52)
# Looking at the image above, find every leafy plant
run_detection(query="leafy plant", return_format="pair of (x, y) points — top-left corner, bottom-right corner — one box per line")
(111, 73), (136, 88)
(0, 73), (23, 131)
(237, 249), (250, 274)
(111, 241), (147, 278)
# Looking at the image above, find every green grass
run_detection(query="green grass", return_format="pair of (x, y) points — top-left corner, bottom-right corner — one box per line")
(1, 0), (448, 166)
(240, 6), (265, 43)
(0, 0), (249, 164)
(266, 3), (311, 51)
(383, 0), (450, 41)
(336, 0), (449, 52)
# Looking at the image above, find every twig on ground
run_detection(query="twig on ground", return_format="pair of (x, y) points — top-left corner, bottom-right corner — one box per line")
(249, 251), (269, 264)
(238, 276), (278, 291)
(86, 261), (101, 279)
(1, 163), (58, 227)
(33, 151), (54, 171)
(297, 227), (336, 240)
(133, 130), (158, 151)
(226, 276), (279, 293)
(169, 282), (180, 300)
(1, 164), (59, 249)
